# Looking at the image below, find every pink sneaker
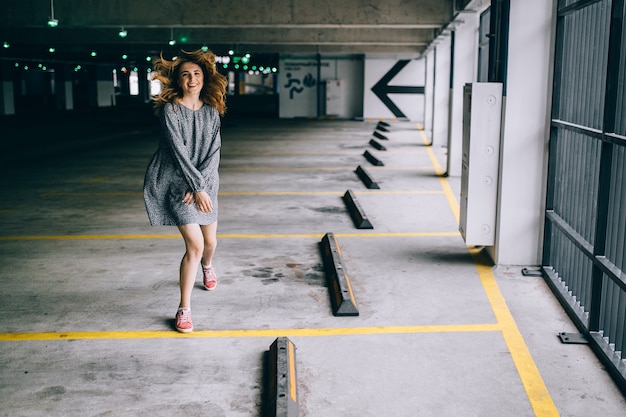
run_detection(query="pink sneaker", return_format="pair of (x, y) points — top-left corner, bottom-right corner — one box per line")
(175, 308), (193, 333)
(202, 265), (218, 291)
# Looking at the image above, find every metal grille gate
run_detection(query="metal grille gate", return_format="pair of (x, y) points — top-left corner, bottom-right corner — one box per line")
(543, 0), (626, 393)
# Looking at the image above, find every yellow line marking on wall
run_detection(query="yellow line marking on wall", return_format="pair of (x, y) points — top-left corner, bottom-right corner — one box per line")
(0, 323), (501, 342)
(418, 123), (558, 416)
(0, 232), (460, 241)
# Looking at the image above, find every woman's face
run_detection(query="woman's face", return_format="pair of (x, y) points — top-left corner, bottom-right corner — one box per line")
(178, 61), (204, 96)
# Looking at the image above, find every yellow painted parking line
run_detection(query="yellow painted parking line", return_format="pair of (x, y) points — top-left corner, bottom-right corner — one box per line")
(220, 166), (433, 171)
(0, 232), (460, 241)
(41, 191), (142, 197)
(418, 124), (460, 224)
(365, 166), (434, 171)
(471, 248), (558, 416)
(222, 191), (345, 196)
(226, 151), (365, 156)
(221, 166), (355, 171)
(108, 166), (435, 173)
(418, 122), (558, 416)
(81, 176), (114, 185)
(220, 190), (443, 196)
(41, 190), (443, 198)
(0, 323), (502, 342)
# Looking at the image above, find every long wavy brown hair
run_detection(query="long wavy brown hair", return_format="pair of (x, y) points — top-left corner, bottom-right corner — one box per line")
(152, 49), (227, 116)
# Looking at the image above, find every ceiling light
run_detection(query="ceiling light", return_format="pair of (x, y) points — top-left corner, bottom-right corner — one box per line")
(91, 51), (97, 57)
(48, 0), (58, 27)
(118, 28), (128, 38)
(48, 47), (56, 53)
(3, 41), (9, 49)
(201, 45), (209, 52)
(168, 28), (176, 46)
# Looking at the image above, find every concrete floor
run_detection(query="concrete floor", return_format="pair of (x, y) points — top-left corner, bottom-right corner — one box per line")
(0, 109), (625, 416)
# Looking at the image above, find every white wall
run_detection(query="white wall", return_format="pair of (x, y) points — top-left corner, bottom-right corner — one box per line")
(279, 58), (320, 118)
(447, 14), (479, 176)
(278, 56), (363, 119)
(0, 81), (15, 115)
(487, 0), (556, 265)
(278, 54), (426, 121)
(363, 56), (425, 121)
(432, 37), (452, 148)
(423, 51), (434, 134)
(321, 58), (364, 118)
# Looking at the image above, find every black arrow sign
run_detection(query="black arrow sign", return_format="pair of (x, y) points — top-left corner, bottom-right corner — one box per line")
(371, 60), (425, 119)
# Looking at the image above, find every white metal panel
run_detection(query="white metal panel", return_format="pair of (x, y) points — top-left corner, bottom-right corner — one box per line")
(459, 82), (503, 246)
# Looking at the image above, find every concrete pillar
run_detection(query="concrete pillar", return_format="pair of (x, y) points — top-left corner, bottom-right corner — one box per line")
(54, 64), (74, 111)
(423, 50), (434, 136)
(0, 61), (16, 115)
(431, 37), (451, 147)
(89, 64), (115, 107)
(118, 69), (130, 96)
(486, 0), (556, 265)
(446, 13), (479, 176)
(137, 67), (150, 103)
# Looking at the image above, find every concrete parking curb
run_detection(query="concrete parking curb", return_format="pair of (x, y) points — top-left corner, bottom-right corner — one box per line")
(265, 337), (300, 417)
(320, 232), (359, 316)
(343, 189), (373, 229)
(354, 165), (380, 189)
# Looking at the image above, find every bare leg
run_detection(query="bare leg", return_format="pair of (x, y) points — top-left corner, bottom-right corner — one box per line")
(177, 224), (204, 309)
(200, 222), (218, 267)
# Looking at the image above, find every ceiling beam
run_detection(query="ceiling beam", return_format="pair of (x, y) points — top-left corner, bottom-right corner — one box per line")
(1, 0), (454, 27)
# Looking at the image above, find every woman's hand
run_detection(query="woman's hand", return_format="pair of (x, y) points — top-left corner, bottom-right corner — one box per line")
(182, 190), (213, 213)
(182, 190), (195, 205)
(193, 191), (213, 213)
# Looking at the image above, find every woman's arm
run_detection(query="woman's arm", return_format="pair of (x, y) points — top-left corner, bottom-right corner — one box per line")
(161, 103), (207, 193)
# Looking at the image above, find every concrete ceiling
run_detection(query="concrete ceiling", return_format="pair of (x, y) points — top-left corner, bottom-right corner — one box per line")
(0, 0), (476, 66)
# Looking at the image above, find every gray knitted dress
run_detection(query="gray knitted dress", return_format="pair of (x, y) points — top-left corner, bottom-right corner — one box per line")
(143, 102), (221, 226)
